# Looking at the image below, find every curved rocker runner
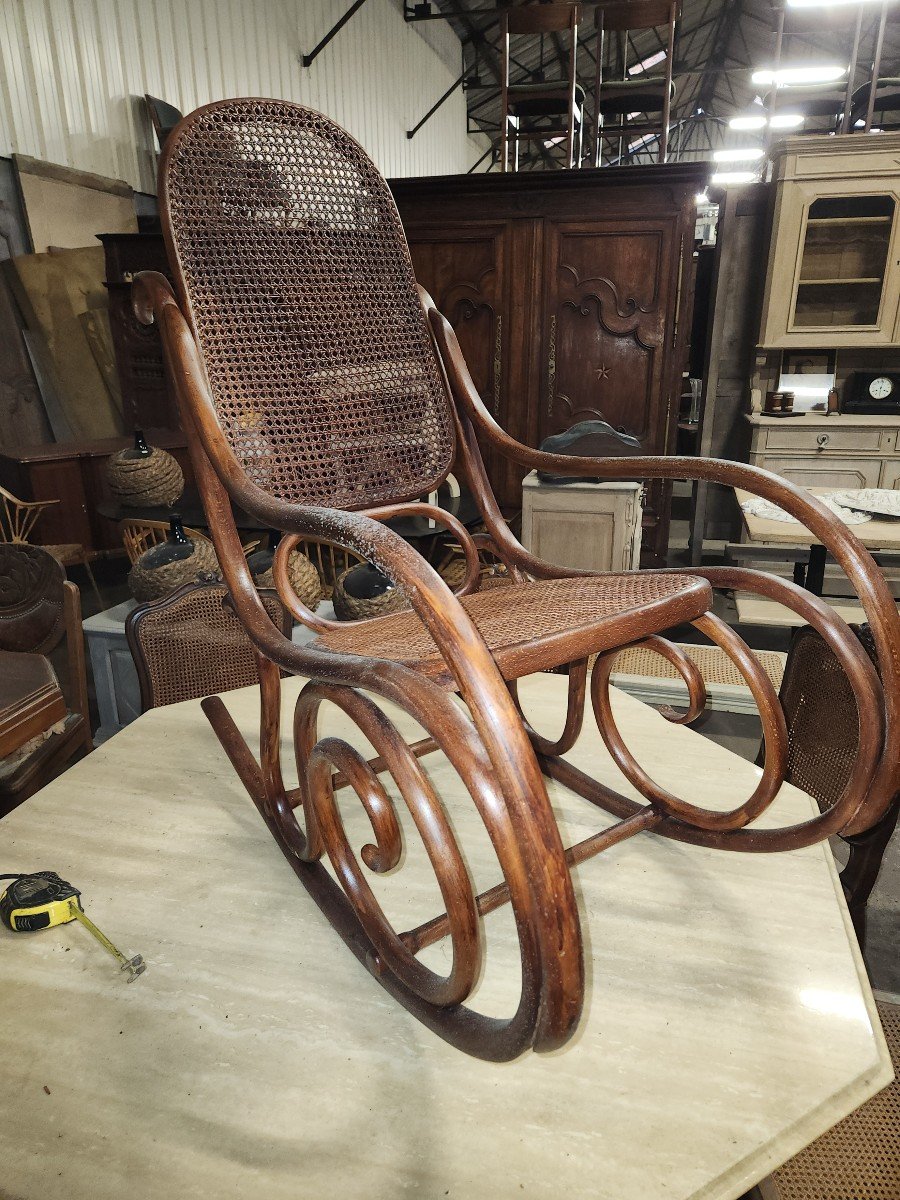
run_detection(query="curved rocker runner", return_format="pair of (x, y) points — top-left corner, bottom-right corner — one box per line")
(133, 98), (900, 1062)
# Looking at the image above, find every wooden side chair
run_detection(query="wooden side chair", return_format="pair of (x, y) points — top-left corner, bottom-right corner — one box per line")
(132, 99), (900, 1062)
(0, 543), (93, 817)
(776, 623), (899, 951)
(500, 3), (584, 171)
(0, 483), (102, 609)
(125, 581), (289, 711)
(592, 0), (678, 165)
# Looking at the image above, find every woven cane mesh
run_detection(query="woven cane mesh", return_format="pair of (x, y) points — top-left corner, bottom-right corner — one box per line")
(132, 585), (285, 708)
(314, 573), (707, 676)
(163, 99), (454, 509)
(612, 643), (786, 691)
(778, 625), (879, 814)
(773, 999), (900, 1199)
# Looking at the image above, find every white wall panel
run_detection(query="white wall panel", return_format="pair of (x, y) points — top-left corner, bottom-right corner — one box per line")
(0, 0), (481, 190)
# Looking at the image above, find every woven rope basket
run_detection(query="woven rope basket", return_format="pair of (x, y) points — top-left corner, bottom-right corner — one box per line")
(332, 566), (409, 621)
(128, 538), (219, 602)
(106, 446), (184, 508)
(254, 550), (323, 611)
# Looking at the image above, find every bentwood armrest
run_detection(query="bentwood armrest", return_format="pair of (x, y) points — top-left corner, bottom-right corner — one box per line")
(425, 291), (900, 836)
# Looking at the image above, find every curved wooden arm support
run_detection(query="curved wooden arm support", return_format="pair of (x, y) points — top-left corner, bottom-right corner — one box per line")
(424, 292), (900, 835)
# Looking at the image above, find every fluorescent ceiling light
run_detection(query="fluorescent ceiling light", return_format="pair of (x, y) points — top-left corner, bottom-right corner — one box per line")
(770, 112), (805, 129)
(714, 147), (765, 163)
(788, 0), (884, 8)
(729, 112), (804, 131)
(711, 170), (757, 186)
(752, 65), (846, 86)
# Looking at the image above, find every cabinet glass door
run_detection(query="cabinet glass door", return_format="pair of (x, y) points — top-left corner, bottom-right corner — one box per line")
(792, 194), (895, 330)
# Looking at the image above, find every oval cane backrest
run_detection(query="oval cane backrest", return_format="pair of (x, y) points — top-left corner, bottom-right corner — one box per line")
(125, 581), (290, 710)
(161, 99), (455, 511)
(0, 543), (66, 655)
(777, 623), (880, 815)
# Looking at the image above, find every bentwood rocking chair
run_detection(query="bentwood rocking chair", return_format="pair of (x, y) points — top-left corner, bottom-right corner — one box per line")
(133, 99), (900, 1063)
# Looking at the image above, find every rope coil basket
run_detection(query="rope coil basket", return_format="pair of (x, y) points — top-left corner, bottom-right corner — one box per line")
(128, 536), (219, 602)
(249, 548), (323, 612)
(106, 438), (184, 509)
(332, 564), (409, 621)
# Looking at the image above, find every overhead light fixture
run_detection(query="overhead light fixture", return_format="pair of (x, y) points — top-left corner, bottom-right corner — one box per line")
(695, 190), (711, 205)
(770, 112), (805, 129)
(729, 113), (805, 130)
(711, 171), (757, 186)
(752, 65), (845, 86)
(787, 0), (883, 8)
(714, 147), (765, 163)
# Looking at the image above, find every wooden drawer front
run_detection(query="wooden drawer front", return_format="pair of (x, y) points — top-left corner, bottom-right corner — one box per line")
(790, 150), (900, 180)
(762, 427), (882, 453)
(881, 462), (900, 490)
(763, 456), (882, 490)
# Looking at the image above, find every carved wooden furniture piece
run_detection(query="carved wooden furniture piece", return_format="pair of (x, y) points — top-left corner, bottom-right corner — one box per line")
(390, 165), (703, 562)
(135, 98), (900, 1062)
(126, 581), (288, 711)
(500, 3), (583, 172)
(0, 543), (92, 816)
(592, 1), (678, 166)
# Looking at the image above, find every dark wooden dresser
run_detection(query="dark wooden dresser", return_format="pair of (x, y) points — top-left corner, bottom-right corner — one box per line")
(391, 165), (708, 562)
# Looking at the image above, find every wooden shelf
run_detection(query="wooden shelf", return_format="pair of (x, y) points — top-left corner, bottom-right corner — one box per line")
(806, 216), (892, 226)
(797, 277), (882, 286)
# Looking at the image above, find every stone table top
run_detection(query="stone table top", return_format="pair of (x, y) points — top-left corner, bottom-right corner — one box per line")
(0, 675), (891, 1200)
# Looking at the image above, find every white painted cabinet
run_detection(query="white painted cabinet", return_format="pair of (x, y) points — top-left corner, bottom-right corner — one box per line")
(521, 473), (643, 573)
(759, 133), (900, 349)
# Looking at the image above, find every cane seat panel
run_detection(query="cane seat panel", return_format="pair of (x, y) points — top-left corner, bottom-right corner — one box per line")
(313, 573), (712, 685)
(162, 99), (455, 512)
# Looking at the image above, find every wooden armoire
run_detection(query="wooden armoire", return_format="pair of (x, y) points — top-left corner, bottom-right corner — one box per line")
(390, 165), (706, 564)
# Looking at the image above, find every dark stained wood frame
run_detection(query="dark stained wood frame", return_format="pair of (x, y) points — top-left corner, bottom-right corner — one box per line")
(130, 98), (900, 1062)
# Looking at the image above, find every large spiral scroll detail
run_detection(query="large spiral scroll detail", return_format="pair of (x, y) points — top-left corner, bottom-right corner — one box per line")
(293, 682), (481, 1008)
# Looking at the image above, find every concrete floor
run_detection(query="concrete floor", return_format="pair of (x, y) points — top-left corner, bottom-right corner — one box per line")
(65, 505), (897, 994)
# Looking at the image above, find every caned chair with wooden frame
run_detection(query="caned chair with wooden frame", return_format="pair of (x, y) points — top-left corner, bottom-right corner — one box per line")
(126, 580), (290, 711)
(132, 99), (900, 1063)
(500, 3), (583, 172)
(0, 484), (102, 609)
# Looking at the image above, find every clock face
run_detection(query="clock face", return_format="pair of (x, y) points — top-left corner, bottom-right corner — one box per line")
(869, 376), (894, 400)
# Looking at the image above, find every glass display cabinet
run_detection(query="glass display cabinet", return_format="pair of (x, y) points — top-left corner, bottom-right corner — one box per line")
(759, 134), (900, 348)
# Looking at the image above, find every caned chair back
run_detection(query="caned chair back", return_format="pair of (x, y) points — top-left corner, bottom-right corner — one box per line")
(160, 100), (455, 511)
(778, 623), (880, 815)
(125, 581), (290, 710)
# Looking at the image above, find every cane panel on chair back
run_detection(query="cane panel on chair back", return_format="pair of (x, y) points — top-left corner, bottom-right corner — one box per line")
(161, 100), (455, 511)
(778, 624), (879, 813)
(126, 582), (289, 710)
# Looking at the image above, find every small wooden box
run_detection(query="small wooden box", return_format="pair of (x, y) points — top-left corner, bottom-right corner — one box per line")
(520, 472), (643, 574)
